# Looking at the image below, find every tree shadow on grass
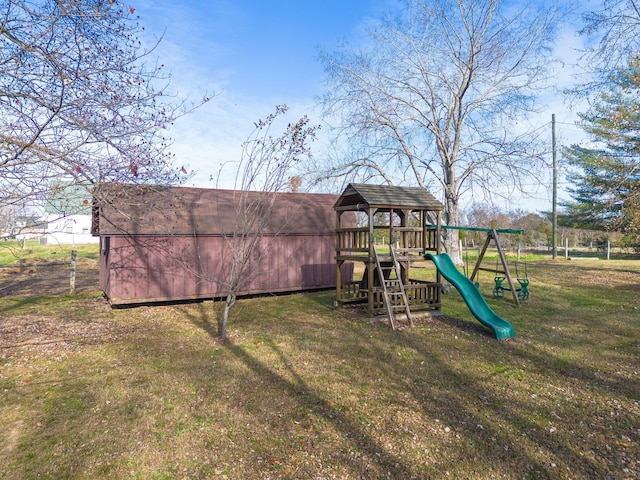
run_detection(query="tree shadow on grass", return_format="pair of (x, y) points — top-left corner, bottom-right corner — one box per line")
(437, 314), (497, 338)
(183, 299), (219, 340)
(227, 338), (416, 478)
(180, 294), (637, 478)
(178, 299), (415, 477)
(400, 332), (616, 478)
(180, 300), (544, 477)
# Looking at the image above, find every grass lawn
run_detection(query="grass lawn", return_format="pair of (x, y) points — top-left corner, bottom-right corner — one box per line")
(0, 246), (638, 479)
(0, 240), (99, 265)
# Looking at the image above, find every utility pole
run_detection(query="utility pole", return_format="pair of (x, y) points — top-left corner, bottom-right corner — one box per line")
(552, 114), (558, 259)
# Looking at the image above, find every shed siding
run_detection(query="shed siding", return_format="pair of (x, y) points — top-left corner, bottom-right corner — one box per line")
(104, 233), (350, 305)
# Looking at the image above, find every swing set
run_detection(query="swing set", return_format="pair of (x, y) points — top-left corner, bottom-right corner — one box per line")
(433, 225), (530, 305)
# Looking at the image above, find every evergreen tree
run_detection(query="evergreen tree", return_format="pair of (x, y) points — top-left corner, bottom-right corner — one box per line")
(562, 57), (640, 233)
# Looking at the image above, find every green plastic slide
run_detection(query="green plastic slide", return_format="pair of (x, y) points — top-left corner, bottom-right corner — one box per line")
(426, 253), (516, 340)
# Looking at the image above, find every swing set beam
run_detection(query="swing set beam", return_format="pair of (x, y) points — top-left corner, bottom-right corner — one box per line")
(426, 225), (524, 306)
(469, 229), (520, 305)
(426, 224), (524, 235)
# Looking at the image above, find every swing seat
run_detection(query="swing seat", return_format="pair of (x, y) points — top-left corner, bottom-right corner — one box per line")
(516, 278), (529, 300)
(493, 276), (507, 298)
(493, 276), (529, 300)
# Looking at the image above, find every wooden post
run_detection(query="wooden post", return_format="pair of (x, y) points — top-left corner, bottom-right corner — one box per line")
(493, 231), (520, 306)
(70, 250), (77, 294)
(335, 211), (342, 305)
(367, 208), (375, 317)
(565, 237), (569, 260)
(552, 113), (558, 259)
(470, 233), (493, 283)
(607, 240), (610, 260)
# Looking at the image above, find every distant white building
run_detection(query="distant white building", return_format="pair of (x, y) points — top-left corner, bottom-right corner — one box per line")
(44, 182), (98, 245)
(0, 210), (44, 241)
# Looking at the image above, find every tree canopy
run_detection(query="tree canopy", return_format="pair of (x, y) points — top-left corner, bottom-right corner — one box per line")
(314, 0), (562, 261)
(562, 57), (640, 233)
(0, 0), (201, 215)
(571, 0), (640, 97)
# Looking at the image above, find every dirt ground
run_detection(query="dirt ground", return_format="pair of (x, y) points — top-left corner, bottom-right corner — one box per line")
(0, 257), (100, 297)
(0, 258), (113, 356)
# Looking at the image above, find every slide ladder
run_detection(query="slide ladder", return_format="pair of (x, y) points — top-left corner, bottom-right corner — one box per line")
(374, 245), (413, 329)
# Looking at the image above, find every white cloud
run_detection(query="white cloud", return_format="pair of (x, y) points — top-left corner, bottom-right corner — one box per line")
(135, 0), (602, 213)
(135, 0), (333, 191)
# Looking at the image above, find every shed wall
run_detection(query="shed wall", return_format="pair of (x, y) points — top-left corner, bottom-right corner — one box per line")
(102, 233), (351, 305)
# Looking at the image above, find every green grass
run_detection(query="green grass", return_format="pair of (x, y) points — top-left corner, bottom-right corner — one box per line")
(0, 240), (99, 264)
(0, 257), (639, 479)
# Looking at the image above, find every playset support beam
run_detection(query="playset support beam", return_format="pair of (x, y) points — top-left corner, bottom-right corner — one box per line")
(469, 229), (520, 306)
(427, 224), (524, 306)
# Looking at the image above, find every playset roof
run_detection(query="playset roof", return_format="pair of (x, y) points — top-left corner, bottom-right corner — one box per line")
(334, 183), (443, 212)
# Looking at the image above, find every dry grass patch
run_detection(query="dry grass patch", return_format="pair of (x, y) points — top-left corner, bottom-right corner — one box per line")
(0, 258), (639, 479)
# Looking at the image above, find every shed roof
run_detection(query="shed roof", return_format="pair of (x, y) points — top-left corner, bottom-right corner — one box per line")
(94, 184), (341, 236)
(334, 183), (443, 211)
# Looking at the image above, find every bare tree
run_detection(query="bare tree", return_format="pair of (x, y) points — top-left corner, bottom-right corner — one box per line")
(571, 0), (640, 96)
(213, 105), (320, 340)
(314, 0), (562, 262)
(0, 0), (206, 216)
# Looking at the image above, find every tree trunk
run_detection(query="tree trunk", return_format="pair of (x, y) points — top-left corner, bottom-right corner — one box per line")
(217, 293), (236, 341)
(444, 188), (463, 265)
(217, 304), (228, 340)
(445, 228), (462, 265)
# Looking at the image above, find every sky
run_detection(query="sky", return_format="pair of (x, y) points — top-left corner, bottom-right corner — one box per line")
(133, 0), (596, 213)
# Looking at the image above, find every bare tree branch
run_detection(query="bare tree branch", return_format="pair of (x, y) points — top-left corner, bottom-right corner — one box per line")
(571, 0), (640, 97)
(210, 105), (321, 340)
(0, 0), (212, 215)
(314, 0), (562, 261)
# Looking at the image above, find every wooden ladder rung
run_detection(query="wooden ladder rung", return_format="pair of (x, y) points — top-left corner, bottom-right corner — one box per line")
(373, 245), (414, 329)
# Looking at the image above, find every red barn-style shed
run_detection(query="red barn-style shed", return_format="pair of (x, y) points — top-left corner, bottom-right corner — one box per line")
(93, 184), (352, 305)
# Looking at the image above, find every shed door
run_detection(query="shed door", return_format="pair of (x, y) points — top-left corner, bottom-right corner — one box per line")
(100, 236), (110, 295)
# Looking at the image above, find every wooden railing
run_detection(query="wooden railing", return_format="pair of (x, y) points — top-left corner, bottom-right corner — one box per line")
(339, 281), (367, 302)
(425, 228), (439, 251)
(404, 280), (441, 307)
(390, 227), (421, 249)
(338, 227), (440, 253)
(370, 280), (441, 313)
(336, 228), (369, 252)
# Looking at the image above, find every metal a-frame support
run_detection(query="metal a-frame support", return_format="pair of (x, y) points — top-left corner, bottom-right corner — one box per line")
(373, 245), (414, 329)
(469, 229), (521, 306)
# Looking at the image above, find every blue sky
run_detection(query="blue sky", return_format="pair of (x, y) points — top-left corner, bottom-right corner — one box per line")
(134, 0), (398, 188)
(138, 0), (390, 98)
(134, 0), (594, 211)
